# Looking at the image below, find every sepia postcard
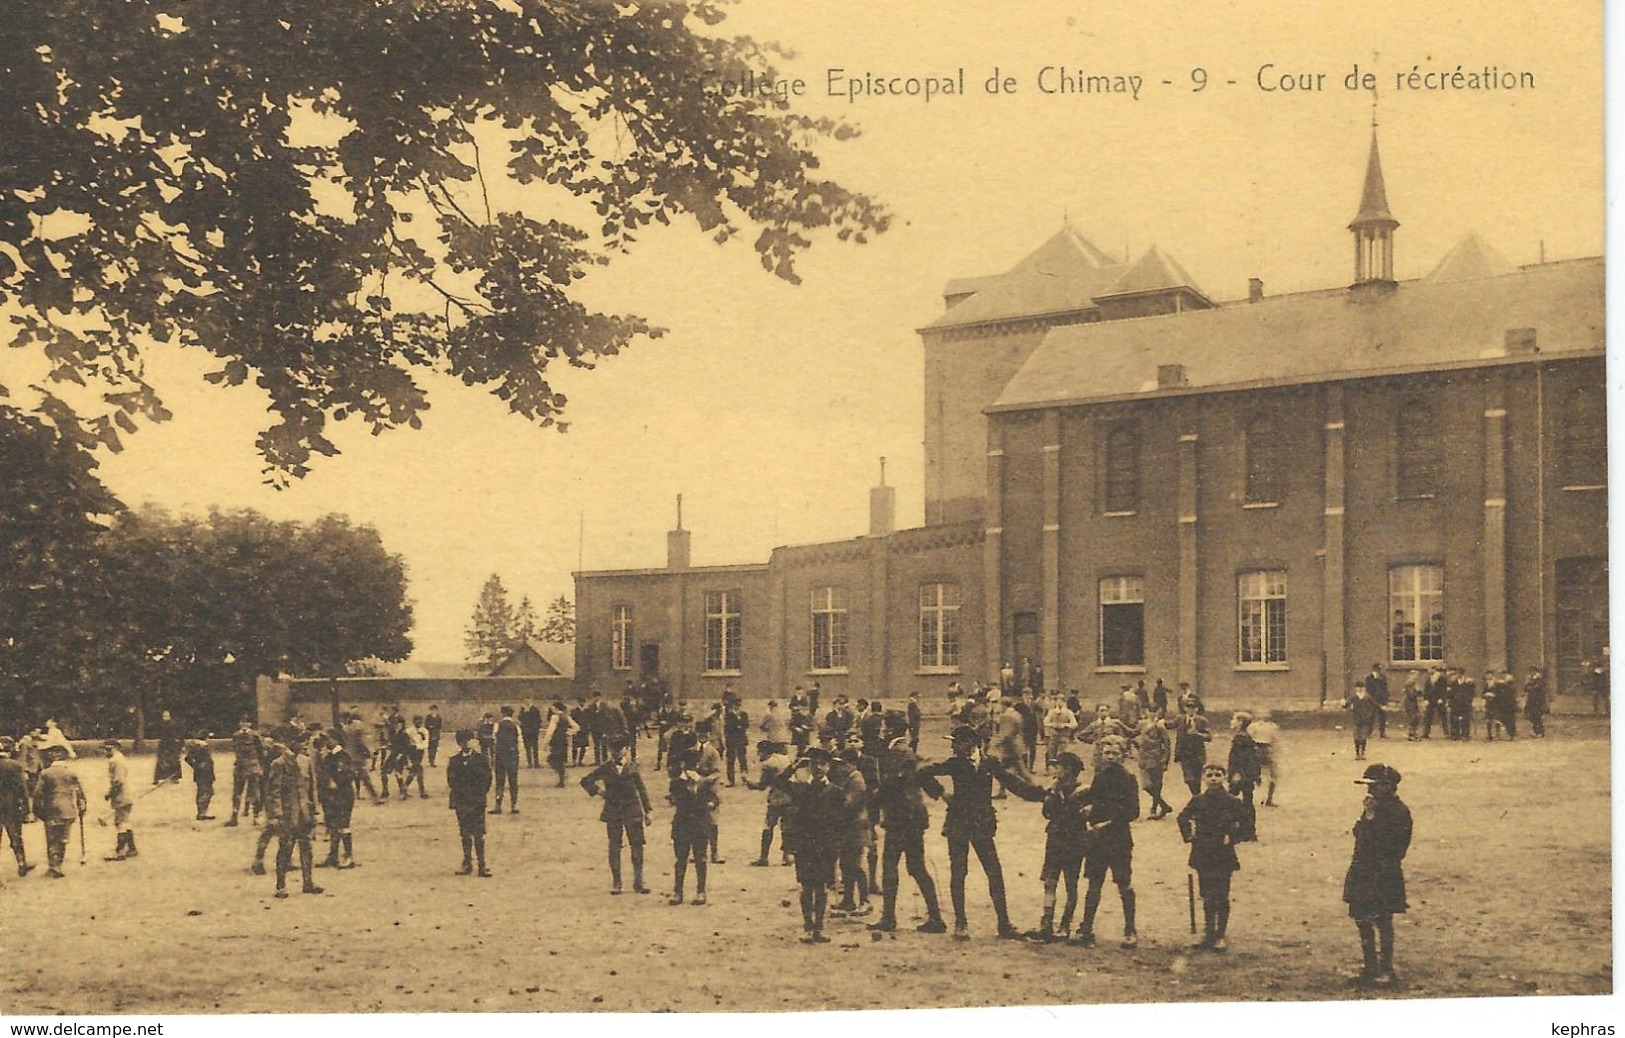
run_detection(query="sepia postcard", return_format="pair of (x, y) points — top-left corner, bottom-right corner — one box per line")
(0, 1), (1611, 1034)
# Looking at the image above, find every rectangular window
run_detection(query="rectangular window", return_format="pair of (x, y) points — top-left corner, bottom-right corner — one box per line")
(1237, 571), (1287, 665)
(1389, 565), (1444, 663)
(611, 605), (633, 671)
(918, 583), (961, 670)
(1104, 427), (1141, 514)
(704, 590), (742, 672)
(1098, 575), (1145, 668)
(810, 586), (849, 671)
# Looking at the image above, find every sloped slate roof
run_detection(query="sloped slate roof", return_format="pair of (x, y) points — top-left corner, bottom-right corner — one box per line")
(992, 257), (1603, 411)
(1425, 232), (1517, 283)
(1095, 244), (1211, 303)
(924, 225), (1127, 331)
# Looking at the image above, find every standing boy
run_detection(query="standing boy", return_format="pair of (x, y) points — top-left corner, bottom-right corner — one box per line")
(1177, 762), (1246, 951)
(446, 731), (493, 877)
(581, 736), (652, 895)
(1074, 736), (1141, 949)
(1023, 750), (1088, 943)
(1344, 764), (1412, 986)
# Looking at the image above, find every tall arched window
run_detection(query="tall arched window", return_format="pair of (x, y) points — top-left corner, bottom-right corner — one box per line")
(1104, 425), (1140, 514)
(1395, 402), (1441, 499)
(1244, 414), (1285, 504)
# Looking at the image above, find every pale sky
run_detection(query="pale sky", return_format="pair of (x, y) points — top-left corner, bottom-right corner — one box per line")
(37, 0), (1602, 664)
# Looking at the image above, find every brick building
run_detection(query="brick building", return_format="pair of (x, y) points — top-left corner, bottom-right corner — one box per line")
(576, 134), (1606, 708)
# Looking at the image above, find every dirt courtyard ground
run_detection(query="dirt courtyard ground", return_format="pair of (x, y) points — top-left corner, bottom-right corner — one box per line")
(0, 715), (1610, 1015)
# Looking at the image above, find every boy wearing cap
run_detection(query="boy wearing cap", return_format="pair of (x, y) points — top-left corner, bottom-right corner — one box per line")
(263, 736), (322, 898)
(746, 740), (795, 866)
(1172, 700), (1212, 796)
(314, 736), (358, 869)
(226, 718), (265, 826)
(446, 731), (493, 877)
(183, 738), (216, 821)
(1024, 750), (1088, 943)
(776, 747), (846, 943)
(34, 746), (84, 877)
(1523, 667), (1549, 737)
(102, 741), (137, 861)
(868, 719), (946, 934)
(917, 724), (1040, 941)
(1226, 713), (1261, 843)
(828, 740), (874, 917)
(667, 748), (718, 905)
(543, 701), (579, 788)
(1347, 682), (1379, 760)
(0, 738), (33, 875)
(581, 737), (653, 895)
(1135, 714), (1173, 820)
(1074, 735), (1141, 949)
(1177, 763), (1246, 951)
(1344, 763), (1412, 986)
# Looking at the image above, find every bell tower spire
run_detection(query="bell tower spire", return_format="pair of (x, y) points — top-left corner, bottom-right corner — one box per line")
(1349, 127), (1399, 287)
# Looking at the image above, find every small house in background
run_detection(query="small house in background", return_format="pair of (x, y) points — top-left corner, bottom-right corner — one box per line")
(489, 641), (564, 677)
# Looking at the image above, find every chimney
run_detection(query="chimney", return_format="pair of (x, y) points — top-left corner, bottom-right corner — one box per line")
(666, 494), (691, 570)
(1248, 278), (1264, 303)
(1505, 327), (1538, 355)
(869, 457), (896, 537)
(1157, 364), (1189, 390)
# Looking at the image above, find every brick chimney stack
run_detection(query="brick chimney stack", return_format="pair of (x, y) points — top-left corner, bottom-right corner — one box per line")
(869, 458), (896, 538)
(667, 494), (691, 570)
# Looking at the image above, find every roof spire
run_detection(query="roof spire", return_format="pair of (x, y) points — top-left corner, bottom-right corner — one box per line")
(1349, 128), (1399, 287)
(1350, 128), (1397, 229)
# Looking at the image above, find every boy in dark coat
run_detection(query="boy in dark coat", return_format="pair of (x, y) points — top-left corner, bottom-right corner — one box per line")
(315, 738), (358, 869)
(867, 722), (946, 933)
(446, 731), (493, 877)
(918, 724), (1041, 941)
(1346, 682), (1380, 760)
(491, 706), (522, 814)
(1344, 763), (1412, 986)
(777, 747), (846, 943)
(667, 747), (719, 905)
(0, 738), (33, 875)
(1074, 735), (1141, 949)
(1226, 712), (1261, 842)
(1178, 762), (1246, 951)
(1523, 667), (1549, 737)
(1023, 750), (1089, 942)
(1171, 701), (1212, 795)
(183, 738), (217, 821)
(581, 736), (652, 894)
(35, 746), (85, 877)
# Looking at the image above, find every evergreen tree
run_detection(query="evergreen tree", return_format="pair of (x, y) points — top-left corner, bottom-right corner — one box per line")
(539, 595), (576, 645)
(464, 574), (518, 672)
(514, 595), (539, 644)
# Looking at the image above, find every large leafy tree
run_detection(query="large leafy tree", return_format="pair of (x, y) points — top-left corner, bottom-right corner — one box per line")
(1, 1), (887, 479)
(0, 405), (122, 722)
(88, 506), (414, 737)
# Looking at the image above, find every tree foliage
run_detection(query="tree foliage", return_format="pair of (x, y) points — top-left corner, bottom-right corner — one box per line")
(1, 1), (887, 479)
(4, 502), (414, 736)
(539, 594), (576, 645)
(0, 406), (122, 721)
(514, 594), (538, 644)
(463, 573), (517, 673)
